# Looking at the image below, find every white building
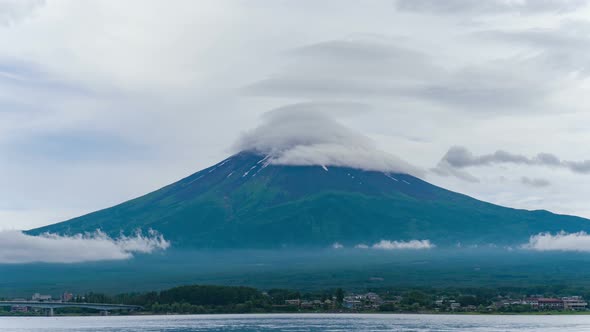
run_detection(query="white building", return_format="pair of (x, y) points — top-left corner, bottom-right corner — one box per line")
(562, 297), (587, 310)
(32, 293), (52, 301)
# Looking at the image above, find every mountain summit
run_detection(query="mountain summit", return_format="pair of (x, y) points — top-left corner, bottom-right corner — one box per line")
(30, 151), (590, 248)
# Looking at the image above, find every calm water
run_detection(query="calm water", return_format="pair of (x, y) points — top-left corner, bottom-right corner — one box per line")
(2, 314), (590, 331)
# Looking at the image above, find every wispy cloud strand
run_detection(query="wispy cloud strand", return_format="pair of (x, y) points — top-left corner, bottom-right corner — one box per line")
(434, 146), (590, 180)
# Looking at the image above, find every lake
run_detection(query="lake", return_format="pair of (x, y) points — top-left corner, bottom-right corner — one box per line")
(2, 313), (590, 331)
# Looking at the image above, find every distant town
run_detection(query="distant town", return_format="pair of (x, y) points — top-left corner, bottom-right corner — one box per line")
(3, 292), (74, 315)
(273, 292), (588, 313)
(2, 285), (590, 316)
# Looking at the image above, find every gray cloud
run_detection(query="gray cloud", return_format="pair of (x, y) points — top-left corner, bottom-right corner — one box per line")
(479, 20), (590, 81)
(395, 0), (588, 15)
(288, 39), (441, 80)
(244, 38), (441, 100)
(521, 176), (551, 187)
(435, 146), (590, 175)
(0, 230), (169, 264)
(292, 39), (420, 60)
(234, 103), (424, 176)
(431, 162), (480, 183)
(245, 38), (554, 112)
(0, 0), (44, 26)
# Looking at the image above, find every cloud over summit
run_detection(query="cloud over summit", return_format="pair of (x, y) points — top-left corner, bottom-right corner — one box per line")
(234, 104), (423, 176)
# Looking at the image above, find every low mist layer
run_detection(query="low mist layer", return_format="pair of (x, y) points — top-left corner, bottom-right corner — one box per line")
(0, 230), (170, 264)
(524, 231), (590, 252)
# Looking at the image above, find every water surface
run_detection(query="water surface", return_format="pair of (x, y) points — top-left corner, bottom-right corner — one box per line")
(2, 313), (590, 331)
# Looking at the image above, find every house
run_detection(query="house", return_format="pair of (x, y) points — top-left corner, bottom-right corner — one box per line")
(10, 306), (28, 313)
(300, 301), (314, 309)
(365, 292), (382, 303)
(285, 299), (301, 306)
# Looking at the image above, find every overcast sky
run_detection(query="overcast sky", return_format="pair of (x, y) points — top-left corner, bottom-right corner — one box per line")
(3, 0), (590, 230)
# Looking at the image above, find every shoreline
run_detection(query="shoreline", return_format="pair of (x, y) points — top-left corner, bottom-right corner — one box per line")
(2, 310), (590, 317)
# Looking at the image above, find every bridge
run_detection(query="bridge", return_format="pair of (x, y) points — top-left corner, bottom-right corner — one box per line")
(0, 301), (143, 316)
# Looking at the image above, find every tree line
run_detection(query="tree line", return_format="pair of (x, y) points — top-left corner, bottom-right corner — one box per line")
(76, 285), (345, 314)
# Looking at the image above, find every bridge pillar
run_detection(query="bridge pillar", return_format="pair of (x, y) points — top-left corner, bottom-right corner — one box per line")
(47, 308), (54, 317)
(100, 310), (109, 316)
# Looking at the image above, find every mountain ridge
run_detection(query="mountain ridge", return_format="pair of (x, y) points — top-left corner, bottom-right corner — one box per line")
(29, 151), (590, 248)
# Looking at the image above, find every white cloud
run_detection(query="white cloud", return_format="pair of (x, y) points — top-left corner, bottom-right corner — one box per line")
(332, 242), (343, 249)
(354, 244), (369, 249)
(235, 104), (424, 177)
(523, 231), (590, 252)
(0, 229), (170, 264)
(371, 239), (434, 250)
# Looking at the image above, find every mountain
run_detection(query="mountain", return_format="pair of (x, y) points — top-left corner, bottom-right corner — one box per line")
(29, 151), (590, 248)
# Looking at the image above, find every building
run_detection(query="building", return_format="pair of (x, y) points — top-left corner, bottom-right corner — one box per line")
(536, 298), (564, 310)
(341, 293), (384, 310)
(285, 299), (301, 306)
(32, 293), (52, 302)
(493, 296), (587, 311)
(300, 301), (314, 309)
(10, 306), (28, 313)
(562, 297), (587, 310)
(61, 292), (74, 302)
(365, 292), (382, 303)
